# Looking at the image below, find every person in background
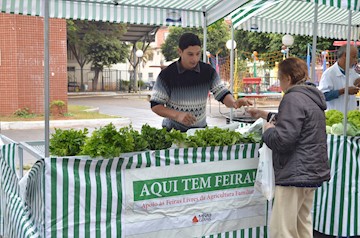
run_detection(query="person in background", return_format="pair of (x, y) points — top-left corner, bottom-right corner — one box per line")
(150, 33), (252, 132)
(248, 57), (330, 238)
(318, 45), (360, 114)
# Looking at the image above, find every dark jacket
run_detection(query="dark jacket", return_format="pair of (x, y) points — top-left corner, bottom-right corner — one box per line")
(262, 85), (330, 187)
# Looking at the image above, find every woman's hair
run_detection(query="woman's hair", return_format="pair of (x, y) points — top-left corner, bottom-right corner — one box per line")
(178, 33), (201, 50)
(278, 57), (309, 85)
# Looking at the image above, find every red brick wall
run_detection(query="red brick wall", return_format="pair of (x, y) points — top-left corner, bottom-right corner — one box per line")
(0, 13), (67, 116)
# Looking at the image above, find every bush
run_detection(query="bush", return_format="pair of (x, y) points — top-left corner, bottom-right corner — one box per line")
(50, 100), (66, 116)
(13, 107), (36, 118)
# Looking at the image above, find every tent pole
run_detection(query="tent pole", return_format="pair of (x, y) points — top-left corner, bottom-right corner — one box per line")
(343, 9), (352, 135)
(229, 23), (234, 123)
(44, 0), (50, 158)
(307, 44), (311, 76)
(311, 2), (318, 84)
(202, 6), (207, 63)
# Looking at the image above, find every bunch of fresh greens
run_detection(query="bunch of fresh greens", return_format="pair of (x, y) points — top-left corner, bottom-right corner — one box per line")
(182, 127), (262, 148)
(325, 110), (344, 126)
(166, 129), (187, 148)
(119, 126), (148, 152)
(81, 123), (133, 158)
(49, 128), (88, 156)
(50, 123), (264, 158)
(141, 124), (173, 150)
(347, 110), (360, 130)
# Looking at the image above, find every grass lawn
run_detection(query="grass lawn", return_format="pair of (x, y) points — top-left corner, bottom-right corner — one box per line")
(0, 105), (118, 121)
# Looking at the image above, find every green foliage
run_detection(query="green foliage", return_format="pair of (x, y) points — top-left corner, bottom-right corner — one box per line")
(234, 30), (335, 57)
(13, 107), (36, 118)
(67, 20), (129, 89)
(86, 37), (127, 70)
(118, 126), (148, 152)
(50, 100), (66, 115)
(50, 128), (88, 156)
(50, 100), (65, 107)
(81, 123), (128, 158)
(129, 128), (149, 152)
(325, 110), (344, 126)
(331, 123), (344, 135)
(49, 124), (264, 158)
(161, 27), (201, 61)
(326, 125), (332, 134)
(346, 122), (359, 137)
(161, 21), (230, 61)
(141, 124), (173, 150)
(138, 80), (145, 88)
(166, 129), (188, 148)
(347, 110), (360, 130)
(183, 127), (262, 148)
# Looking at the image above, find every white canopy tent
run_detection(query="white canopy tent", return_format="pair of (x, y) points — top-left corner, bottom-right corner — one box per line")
(1, 0), (359, 155)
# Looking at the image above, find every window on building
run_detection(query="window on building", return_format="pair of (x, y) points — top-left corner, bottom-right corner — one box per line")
(148, 73), (154, 80)
(67, 48), (75, 60)
(67, 66), (75, 72)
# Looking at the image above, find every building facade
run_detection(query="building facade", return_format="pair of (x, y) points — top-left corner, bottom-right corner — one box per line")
(0, 13), (67, 116)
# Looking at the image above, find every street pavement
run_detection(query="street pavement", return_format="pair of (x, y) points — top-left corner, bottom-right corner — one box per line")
(0, 92), (230, 165)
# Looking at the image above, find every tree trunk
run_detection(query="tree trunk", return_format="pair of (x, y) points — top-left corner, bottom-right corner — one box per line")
(80, 66), (84, 91)
(92, 69), (100, 91)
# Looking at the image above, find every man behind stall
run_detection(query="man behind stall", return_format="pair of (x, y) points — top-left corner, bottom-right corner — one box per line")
(150, 33), (251, 132)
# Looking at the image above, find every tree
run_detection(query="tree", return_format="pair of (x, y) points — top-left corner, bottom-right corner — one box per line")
(67, 20), (129, 91)
(160, 20), (230, 61)
(126, 41), (154, 92)
(67, 20), (91, 91)
(234, 30), (335, 58)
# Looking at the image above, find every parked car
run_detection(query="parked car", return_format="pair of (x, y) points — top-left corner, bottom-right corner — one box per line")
(145, 80), (155, 90)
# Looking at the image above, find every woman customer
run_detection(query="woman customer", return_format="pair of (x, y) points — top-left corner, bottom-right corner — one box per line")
(248, 57), (330, 238)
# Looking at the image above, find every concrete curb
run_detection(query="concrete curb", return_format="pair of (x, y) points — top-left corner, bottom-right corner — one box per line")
(1, 118), (131, 130)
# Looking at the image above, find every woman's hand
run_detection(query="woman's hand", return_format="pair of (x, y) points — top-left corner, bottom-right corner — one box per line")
(264, 122), (275, 131)
(247, 108), (269, 120)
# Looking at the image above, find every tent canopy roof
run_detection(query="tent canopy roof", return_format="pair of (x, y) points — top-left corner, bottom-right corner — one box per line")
(0, 0), (254, 27)
(120, 24), (158, 43)
(229, 0), (360, 40)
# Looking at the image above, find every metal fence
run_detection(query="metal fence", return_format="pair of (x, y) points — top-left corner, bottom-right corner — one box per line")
(0, 134), (44, 178)
(67, 69), (132, 92)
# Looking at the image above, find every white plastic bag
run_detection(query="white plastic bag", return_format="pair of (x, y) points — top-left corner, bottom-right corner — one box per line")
(255, 143), (275, 201)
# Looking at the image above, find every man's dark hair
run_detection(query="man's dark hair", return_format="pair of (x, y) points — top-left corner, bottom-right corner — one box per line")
(178, 33), (201, 50)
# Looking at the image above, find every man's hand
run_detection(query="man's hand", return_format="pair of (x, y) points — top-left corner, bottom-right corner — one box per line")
(247, 108), (268, 119)
(232, 98), (253, 109)
(354, 77), (360, 87)
(348, 86), (359, 95)
(339, 86), (359, 95)
(175, 112), (197, 126)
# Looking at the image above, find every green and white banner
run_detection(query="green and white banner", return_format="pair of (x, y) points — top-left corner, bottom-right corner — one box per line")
(313, 135), (360, 237)
(39, 143), (268, 238)
(124, 158), (264, 237)
(0, 143), (41, 238)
